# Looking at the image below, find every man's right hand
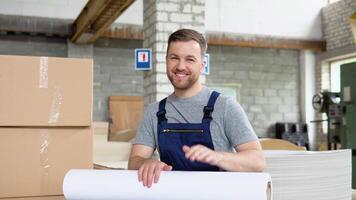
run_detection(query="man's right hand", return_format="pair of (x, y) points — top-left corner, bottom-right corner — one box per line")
(138, 159), (172, 188)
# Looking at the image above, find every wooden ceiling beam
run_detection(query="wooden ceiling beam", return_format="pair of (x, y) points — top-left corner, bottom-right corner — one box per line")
(206, 34), (326, 52)
(71, 0), (135, 44)
(71, 0), (110, 43)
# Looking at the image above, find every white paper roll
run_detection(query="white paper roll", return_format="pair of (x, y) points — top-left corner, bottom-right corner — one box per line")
(63, 170), (272, 200)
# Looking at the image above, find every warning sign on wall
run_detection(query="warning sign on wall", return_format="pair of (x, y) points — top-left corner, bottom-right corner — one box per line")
(135, 48), (152, 70)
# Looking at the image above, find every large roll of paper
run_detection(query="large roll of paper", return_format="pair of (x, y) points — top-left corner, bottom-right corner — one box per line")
(63, 170), (272, 200)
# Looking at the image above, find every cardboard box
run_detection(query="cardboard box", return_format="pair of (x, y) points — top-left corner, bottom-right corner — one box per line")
(108, 96), (143, 141)
(0, 127), (93, 198)
(0, 55), (93, 126)
(1, 195), (65, 200)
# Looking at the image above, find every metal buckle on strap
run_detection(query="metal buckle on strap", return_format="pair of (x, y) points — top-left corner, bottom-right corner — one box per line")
(203, 106), (213, 120)
(156, 110), (166, 117)
(203, 106), (214, 113)
(156, 110), (167, 122)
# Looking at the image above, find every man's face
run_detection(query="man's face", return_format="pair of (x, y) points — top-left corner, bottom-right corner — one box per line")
(166, 40), (204, 91)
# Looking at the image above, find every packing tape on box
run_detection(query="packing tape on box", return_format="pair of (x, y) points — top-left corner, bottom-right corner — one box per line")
(63, 169), (272, 200)
(38, 57), (63, 124)
(40, 129), (51, 193)
(39, 57), (49, 89)
(48, 86), (63, 124)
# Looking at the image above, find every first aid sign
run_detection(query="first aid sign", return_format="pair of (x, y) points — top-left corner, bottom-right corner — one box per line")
(135, 48), (152, 70)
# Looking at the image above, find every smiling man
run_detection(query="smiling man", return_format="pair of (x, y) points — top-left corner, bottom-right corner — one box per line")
(128, 29), (265, 188)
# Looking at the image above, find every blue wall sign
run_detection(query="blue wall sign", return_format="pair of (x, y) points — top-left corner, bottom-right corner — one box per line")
(135, 48), (152, 70)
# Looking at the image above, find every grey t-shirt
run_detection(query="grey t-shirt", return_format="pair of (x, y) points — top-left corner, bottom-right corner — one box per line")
(134, 86), (257, 152)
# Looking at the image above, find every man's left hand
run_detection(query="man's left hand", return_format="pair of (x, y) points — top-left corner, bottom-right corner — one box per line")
(182, 145), (222, 166)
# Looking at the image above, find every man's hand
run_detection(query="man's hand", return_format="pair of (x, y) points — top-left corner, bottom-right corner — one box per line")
(138, 159), (172, 188)
(182, 145), (222, 166)
(183, 141), (266, 172)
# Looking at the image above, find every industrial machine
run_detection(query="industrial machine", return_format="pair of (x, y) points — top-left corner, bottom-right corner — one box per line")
(313, 61), (356, 188)
(312, 91), (342, 150)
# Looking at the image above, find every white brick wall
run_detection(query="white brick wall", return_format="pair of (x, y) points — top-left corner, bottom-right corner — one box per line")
(194, 16), (205, 24)
(192, 5), (204, 14)
(154, 52), (166, 61)
(183, 5), (191, 13)
(157, 12), (168, 21)
(170, 13), (193, 23)
(322, 0), (356, 50)
(156, 22), (180, 32)
(181, 25), (205, 34)
(154, 42), (167, 52)
(156, 72), (169, 83)
(155, 33), (169, 42)
(155, 62), (166, 73)
(156, 2), (179, 12)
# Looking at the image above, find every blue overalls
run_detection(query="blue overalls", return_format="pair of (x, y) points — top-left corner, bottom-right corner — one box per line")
(156, 91), (220, 171)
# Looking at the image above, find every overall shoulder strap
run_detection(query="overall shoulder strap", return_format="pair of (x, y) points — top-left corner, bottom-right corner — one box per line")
(202, 91), (220, 122)
(157, 98), (167, 124)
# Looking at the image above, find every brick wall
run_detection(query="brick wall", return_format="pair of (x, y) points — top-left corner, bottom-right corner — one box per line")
(207, 45), (300, 137)
(93, 38), (144, 121)
(322, 0), (356, 51)
(0, 34), (67, 57)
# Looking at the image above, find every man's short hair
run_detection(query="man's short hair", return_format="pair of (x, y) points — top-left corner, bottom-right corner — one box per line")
(167, 29), (207, 57)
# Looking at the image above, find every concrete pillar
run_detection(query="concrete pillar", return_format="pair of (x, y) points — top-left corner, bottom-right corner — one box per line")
(300, 50), (317, 150)
(143, 0), (205, 105)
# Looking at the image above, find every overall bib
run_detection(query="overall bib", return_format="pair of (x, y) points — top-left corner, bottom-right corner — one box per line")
(156, 91), (220, 171)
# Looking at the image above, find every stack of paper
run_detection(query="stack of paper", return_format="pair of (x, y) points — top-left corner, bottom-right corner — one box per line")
(264, 150), (351, 200)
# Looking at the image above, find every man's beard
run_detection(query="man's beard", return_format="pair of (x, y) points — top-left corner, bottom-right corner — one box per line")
(167, 71), (199, 90)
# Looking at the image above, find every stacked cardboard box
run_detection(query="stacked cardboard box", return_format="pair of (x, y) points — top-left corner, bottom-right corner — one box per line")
(0, 55), (93, 199)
